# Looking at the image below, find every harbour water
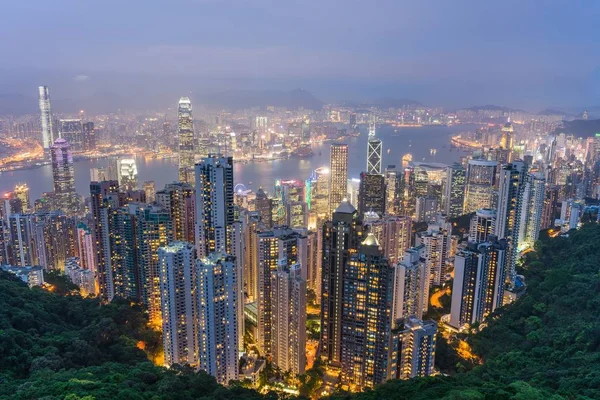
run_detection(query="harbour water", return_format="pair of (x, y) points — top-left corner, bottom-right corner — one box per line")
(0, 124), (473, 201)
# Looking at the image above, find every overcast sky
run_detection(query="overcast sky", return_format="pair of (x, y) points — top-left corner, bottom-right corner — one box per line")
(1, 0), (599, 109)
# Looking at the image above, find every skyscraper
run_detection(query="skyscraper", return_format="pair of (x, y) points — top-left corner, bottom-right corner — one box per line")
(415, 214), (452, 287)
(178, 97), (195, 184)
(195, 155), (234, 258)
(340, 233), (393, 390)
(358, 172), (386, 220)
(450, 237), (507, 329)
(156, 182), (196, 244)
(158, 242), (197, 367)
(38, 86), (54, 150)
(254, 188), (273, 228)
(384, 165), (400, 215)
(118, 158), (138, 190)
(51, 139), (76, 195)
(366, 115), (382, 174)
(469, 208), (496, 243)
(329, 144), (349, 215)
(196, 253), (239, 385)
(58, 119), (84, 150)
(495, 161), (527, 286)
(387, 317), (437, 380)
(13, 184), (31, 213)
(521, 173), (546, 248)
(271, 263), (306, 375)
(255, 227), (306, 355)
(464, 159), (498, 214)
(321, 199), (364, 366)
(444, 163), (466, 218)
(392, 248), (427, 324)
(367, 215), (412, 265)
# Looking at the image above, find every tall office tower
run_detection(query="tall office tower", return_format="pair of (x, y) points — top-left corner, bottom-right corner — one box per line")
(76, 222), (96, 274)
(464, 159), (498, 214)
(450, 237), (507, 329)
(392, 248), (427, 325)
(521, 173), (546, 248)
(469, 208), (496, 243)
(90, 167), (108, 182)
(90, 180), (121, 302)
(196, 253), (239, 385)
(118, 158), (138, 190)
(310, 167), (330, 220)
(302, 229), (320, 299)
(415, 214), (452, 287)
(367, 215), (412, 264)
(82, 122), (96, 151)
(387, 317), (437, 380)
(195, 155), (234, 258)
(254, 188), (273, 228)
(340, 233), (393, 390)
(286, 201), (308, 228)
(329, 144), (349, 215)
(444, 163), (466, 218)
(271, 263), (306, 375)
(38, 86), (54, 150)
(51, 138), (76, 195)
(58, 119), (84, 150)
(358, 172), (386, 220)
(385, 165), (400, 215)
(143, 181), (156, 203)
(155, 182), (195, 244)
(366, 117), (382, 174)
(415, 196), (439, 223)
(14, 184), (31, 213)
(321, 199), (364, 366)
(255, 227), (306, 355)
(158, 242), (197, 367)
(6, 214), (37, 267)
(495, 161), (527, 286)
(347, 178), (361, 210)
(50, 138), (79, 214)
(500, 121), (514, 160)
(178, 97), (195, 184)
(541, 185), (559, 229)
(33, 211), (77, 272)
(401, 166), (416, 217)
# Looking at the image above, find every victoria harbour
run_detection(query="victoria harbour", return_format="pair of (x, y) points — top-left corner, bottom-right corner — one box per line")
(0, 124), (471, 200)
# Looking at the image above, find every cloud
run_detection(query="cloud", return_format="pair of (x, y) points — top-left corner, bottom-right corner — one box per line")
(73, 74), (90, 82)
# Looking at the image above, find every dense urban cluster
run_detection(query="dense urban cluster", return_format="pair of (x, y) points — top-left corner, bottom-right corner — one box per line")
(1, 86), (599, 398)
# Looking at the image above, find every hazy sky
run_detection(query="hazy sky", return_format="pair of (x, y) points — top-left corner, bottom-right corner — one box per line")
(1, 0), (600, 109)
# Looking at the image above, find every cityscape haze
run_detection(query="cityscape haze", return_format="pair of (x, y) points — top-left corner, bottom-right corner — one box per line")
(1, 2), (600, 400)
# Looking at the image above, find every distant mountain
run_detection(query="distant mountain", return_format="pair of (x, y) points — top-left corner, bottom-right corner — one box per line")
(537, 108), (572, 116)
(555, 118), (600, 137)
(196, 88), (324, 110)
(462, 104), (525, 113)
(341, 98), (423, 109)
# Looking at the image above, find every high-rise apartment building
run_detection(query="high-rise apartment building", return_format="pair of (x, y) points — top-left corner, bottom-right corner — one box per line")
(51, 138), (78, 213)
(450, 237), (507, 329)
(196, 253), (239, 385)
(321, 199), (364, 365)
(469, 208), (496, 243)
(387, 317), (437, 380)
(340, 233), (393, 390)
(178, 97), (195, 184)
(158, 242), (197, 367)
(329, 144), (349, 215)
(415, 214), (452, 287)
(392, 248), (428, 325)
(271, 263), (306, 375)
(367, 215), (412, 265)
(195, 155), (234, 258)
(156, 182), (196, 244)
(384, 165), (400, 215)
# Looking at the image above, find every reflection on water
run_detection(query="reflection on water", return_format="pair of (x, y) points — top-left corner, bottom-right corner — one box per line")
(0, 124), (472, 201)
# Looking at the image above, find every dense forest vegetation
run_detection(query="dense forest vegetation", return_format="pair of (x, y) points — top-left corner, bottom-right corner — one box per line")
(1, 224), (600, 399)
